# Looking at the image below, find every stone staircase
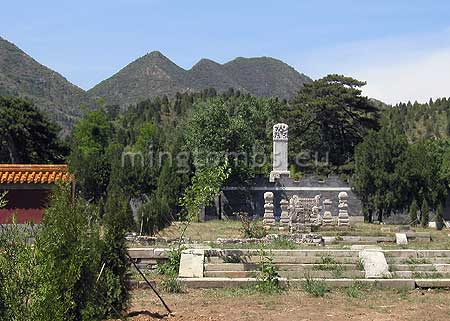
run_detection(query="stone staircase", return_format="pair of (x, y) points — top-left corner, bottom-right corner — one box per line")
(385, 250), (450, 279)
(204, 249), (365, 279)
(178, 249), (450, 289)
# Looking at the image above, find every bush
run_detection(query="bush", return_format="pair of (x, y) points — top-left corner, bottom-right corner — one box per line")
(254, 248), (282, 293)
(0, 223), (37, 321)
(0, 184), (131, 321)
(32, 184), (106, 321)
(156, 246), (184, 293)
(156, 246), (184, 277)
(100, 187), (133, 315)
(138, 194), (171, 235)
(239, 212), (267, 239)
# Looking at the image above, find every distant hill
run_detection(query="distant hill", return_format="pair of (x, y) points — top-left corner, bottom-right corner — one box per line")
(88, 51), (312, 106)
(0, 36), (91, 133)
(0, 36), (312, 131)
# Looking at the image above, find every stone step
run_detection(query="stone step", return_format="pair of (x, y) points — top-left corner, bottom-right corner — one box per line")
(128, 248), (169, 259)
(394, 271), (450, 278)
(203, 270), (366, 279)
(179, 277), (416, 289)
(204, 263), (361, 272)
(416, 250), (450, 257)
(383, 250), (450, 258)
(386, 257), (450, 264)
(206, 255), (360, 264)
(205, 249), (359, 257)
(390, 264), (437, 272)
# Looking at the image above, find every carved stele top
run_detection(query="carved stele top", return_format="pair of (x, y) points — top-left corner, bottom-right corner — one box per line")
(273, 123), (288, 141)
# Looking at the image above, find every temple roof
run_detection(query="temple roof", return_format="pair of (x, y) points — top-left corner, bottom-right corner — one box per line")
(0, 164), (72, 184)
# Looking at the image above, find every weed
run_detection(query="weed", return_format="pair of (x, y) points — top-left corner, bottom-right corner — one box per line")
(254, 248), (283, 293)
(161, 277), (182, 293)
(222, 255), (242, 263)
(319, 255), (338, 265)
(156, 246), (184, 277)
(344, 282), (369, 298)
(239, 213), (267, 239)
(412, 272), (442, 279)
(302, 274), (329, 297)
(313, 255), (345, 278)
(356, 258), (364, 271)
(270, 238), (297, 249)
(402, 257), (431, 265)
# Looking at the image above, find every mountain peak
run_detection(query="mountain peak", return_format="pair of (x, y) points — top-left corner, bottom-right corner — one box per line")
(88, 53), (311, 104)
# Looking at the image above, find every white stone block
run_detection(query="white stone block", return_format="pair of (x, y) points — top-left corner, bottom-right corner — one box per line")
(179, 249), (205, 278)
(395, 233), (408, 245)
(359, 250), (391, 279)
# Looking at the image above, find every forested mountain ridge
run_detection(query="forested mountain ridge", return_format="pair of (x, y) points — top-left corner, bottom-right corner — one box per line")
(0, 36), (312, 131)
(0, 36), (92, 133)
(87, 51), (312, 106)
(389, 98), (450, 142)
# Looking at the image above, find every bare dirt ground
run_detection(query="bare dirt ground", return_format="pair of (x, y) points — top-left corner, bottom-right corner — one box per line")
(109, 287), (450, 321)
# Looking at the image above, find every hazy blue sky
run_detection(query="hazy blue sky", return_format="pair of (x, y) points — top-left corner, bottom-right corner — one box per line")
(1, 0), (450, 104)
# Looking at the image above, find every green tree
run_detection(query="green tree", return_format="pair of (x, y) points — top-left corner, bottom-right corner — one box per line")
(285, 74), (380, 169)
(33, 184), (104, 321)
(101, 185), (132, 315)
(409, 199), (418, 226)
(69, 109), (113, 201)
(421, 200), (430, 228)
(353, 123), (408, 222)
(0, 96), (67, 163)
(436, 202), (444, 230)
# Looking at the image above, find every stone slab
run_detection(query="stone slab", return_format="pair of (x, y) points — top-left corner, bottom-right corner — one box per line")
(179, 249), (205, 278)
(395, 233), (408, 245)
(351, 245), (382, 251)
(179, 277), (416, 289)
(359, 250), (391, 278)
(415, 279), (450, 288)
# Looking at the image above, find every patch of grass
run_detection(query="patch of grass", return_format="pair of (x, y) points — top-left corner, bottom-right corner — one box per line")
(161, 277), (182, 293)
(344, 282), (371, 298)
(302, 274), (329, 297)
(269, 238), (297, 249)
(203, 287), (259, 298)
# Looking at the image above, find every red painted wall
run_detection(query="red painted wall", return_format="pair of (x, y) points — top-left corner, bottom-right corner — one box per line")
(0, 189), (50, 224)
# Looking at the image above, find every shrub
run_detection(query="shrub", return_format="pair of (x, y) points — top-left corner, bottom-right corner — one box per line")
(0, 184), (131, 321)
(254, 248), (282, 293)
(0, 223), (37, 321)
(156, 246), (184, 277)
(156, 246), (184, 293)
(32, 184), (105, 321)
(100, 186), (133, 316)
(239, 212), (267, 239)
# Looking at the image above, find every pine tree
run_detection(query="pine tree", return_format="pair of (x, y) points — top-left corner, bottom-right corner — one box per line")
(421, 200), (430, 228)
(409, 200), (418, 226)
(436, 203), (445, 231)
